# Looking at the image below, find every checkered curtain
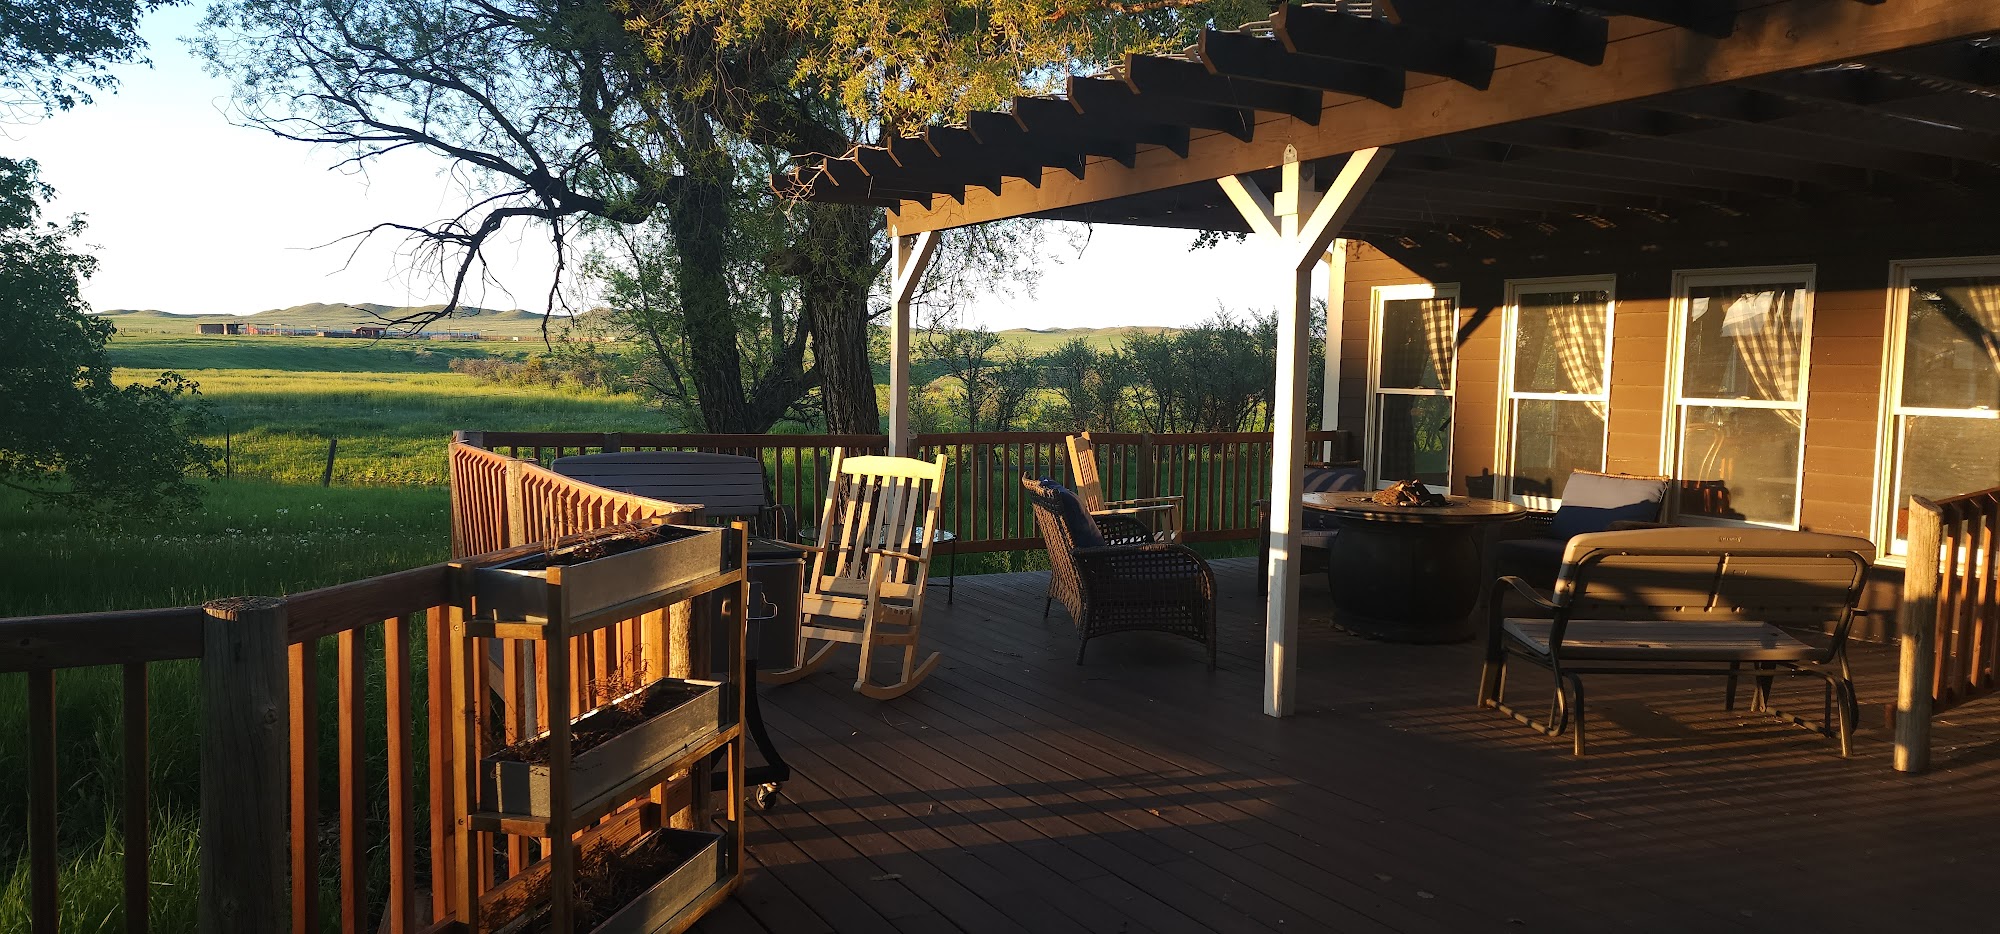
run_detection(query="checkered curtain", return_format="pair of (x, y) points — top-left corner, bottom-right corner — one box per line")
(1552, 294), (1608, 418)
(1734, 289), (1804, 428)
(1421, 299), (1455, 389)
(1935, 282), (2000, 379)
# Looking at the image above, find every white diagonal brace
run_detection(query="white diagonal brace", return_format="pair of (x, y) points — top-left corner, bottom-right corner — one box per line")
(1296, 148), (1393, 269)
(1218, 175), (1281, 239)
(889, 231), (938, 456)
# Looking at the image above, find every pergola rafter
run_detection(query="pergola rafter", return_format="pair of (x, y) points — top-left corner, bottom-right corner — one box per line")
(770, 0), (2000, 717)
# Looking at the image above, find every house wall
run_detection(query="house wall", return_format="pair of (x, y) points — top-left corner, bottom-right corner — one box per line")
(1336, 218), (2000, 639)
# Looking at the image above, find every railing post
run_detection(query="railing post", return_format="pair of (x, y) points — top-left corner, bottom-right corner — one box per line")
(1895, 496), (1944, 773)
(604, 432), (623, 454)
(199, 597), (289, 934)
(1138, 433), (1156, 501)
(503, 458), (527, 548)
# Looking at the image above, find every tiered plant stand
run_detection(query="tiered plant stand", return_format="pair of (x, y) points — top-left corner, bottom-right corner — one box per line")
(449, 522), (750, 933)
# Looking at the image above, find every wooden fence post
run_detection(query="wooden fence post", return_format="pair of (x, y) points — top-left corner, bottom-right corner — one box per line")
(320, 438), (338, 487)
(1138, 433), (1157, 500)
(604, 432), (623, 454)
(1895, 496), (1944, 773)
(199, 597), (289, 934)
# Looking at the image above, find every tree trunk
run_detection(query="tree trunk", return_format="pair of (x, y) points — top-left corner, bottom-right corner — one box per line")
(664, 171), (755, 432)
(800, 203), (883, 434)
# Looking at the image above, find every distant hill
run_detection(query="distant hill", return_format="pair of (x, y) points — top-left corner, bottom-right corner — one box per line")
(94, 303), (593, 337)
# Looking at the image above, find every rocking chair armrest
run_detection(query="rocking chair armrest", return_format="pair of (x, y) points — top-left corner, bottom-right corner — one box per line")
(766, 540), (827, 555)
(1104, 495), (1181, 509)
(867, 547), (926, 564)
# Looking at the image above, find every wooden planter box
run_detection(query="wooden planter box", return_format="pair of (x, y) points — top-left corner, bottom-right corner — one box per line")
(587, 828), (724, 934)
(480, 677), (724, 819)
(468, 524), (737, 631)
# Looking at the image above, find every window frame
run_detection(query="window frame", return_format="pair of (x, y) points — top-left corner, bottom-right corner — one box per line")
(1660, 264), (1818, 529)
(1496, 275), (1618, 509)
(1873, 256), (2000, 558)
(1365, 282), (1460, 492)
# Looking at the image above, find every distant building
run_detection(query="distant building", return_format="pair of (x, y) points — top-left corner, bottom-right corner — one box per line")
(198, 323), (244, 335)
(354, 326), (387, 339)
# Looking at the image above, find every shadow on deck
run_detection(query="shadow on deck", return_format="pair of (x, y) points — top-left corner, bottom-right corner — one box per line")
(695, 559), (2000, 934)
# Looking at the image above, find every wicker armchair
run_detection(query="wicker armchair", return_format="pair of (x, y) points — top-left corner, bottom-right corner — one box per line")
(1024, 475), (1217, 669)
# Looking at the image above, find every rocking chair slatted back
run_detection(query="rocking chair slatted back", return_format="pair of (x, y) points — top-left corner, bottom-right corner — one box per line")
(812, 452), (946, 603)
(1066, 433), (1109, 512)
(767, 448), (949, 699)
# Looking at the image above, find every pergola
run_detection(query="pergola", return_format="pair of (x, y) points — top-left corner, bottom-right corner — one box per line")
(777, 0), (2000, 717)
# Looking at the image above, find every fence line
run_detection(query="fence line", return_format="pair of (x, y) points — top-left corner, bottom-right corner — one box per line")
(454, 429), (1353, 554)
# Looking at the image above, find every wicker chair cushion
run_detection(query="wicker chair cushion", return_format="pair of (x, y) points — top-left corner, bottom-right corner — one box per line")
(1550, 471), (1668, 541)
(1041, 480), (1105, 548)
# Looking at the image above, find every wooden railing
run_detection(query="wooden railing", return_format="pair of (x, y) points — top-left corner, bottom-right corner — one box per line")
(454, 429), (1352, 554)
(8, 461), (695, 933)
(1895, 484), (2000, 773)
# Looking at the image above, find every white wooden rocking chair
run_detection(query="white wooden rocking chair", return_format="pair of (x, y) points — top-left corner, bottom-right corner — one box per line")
(762, 449), (948, 699)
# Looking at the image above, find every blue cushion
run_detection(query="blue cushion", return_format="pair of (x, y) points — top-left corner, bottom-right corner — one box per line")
(1550, 471), (1668, 540)
(1041, 480), (1105, 548)
(1302, 466), (1368, 494)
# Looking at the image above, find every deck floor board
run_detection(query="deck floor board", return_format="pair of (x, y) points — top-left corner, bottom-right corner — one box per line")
(696, 559), (2000, 933)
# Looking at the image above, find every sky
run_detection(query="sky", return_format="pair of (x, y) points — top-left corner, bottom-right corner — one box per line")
(9, 6), (1268, 330)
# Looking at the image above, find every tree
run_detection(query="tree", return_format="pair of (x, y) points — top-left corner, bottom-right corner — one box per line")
(2, 0), (184, 117)
(0, 157), (211, 512)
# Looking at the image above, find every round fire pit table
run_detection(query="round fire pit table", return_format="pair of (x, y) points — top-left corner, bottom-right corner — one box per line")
(1304, 491), (1527, 643)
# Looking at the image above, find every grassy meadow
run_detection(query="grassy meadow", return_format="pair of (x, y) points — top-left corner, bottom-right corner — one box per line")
(3, 330), (668, 931)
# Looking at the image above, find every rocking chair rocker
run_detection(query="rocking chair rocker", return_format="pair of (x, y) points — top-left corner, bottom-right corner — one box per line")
(763, 449), (948, 699)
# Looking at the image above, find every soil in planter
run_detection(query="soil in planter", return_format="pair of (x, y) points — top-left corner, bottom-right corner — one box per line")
(540, 526), (674, 567)
(532, 830), (714, 933)
(497, 681), (710, 764)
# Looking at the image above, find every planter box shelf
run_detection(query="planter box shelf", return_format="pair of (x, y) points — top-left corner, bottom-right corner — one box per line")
(479, 677), (727, 822)
(450, 519), (751, 934)
(465, 523), (744, 636)
(496, 828), (724, 934)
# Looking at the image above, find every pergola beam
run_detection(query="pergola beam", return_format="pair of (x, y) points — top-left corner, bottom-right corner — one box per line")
(1377, 0), (1607, 65)
(1272, 4), (1496, 89)
(1198, 29), (1405, 106)
(885, 0), (2000, 235)
(1122, 54), (1323, 125)
(1069, 76), (1256, 142)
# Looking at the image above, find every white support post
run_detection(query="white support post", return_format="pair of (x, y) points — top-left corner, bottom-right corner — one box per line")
(1222, 146), (1392, 718)
(888, 231), (938, 456)
(1320, 242), (1347, 462)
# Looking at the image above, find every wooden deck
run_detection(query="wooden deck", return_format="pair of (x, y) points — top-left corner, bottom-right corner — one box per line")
(695, 559), (2000, 934)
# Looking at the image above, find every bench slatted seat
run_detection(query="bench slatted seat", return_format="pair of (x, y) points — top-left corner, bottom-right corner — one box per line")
(1478, 527), (1874, 756)
(553, 450), (793, 539)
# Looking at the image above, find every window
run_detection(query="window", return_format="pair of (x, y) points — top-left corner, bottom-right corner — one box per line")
(1367, 284), (1458, 490)
(1879, 259), (2000, 554)
(1665, 267), (1815, 528)
(1499, 277), (1615, 508)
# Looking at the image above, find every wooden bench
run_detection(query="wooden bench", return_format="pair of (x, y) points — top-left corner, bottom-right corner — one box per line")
(1477, 527), (1874, 756)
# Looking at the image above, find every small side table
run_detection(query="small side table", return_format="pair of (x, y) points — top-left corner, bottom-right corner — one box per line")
(934, 529), (959, 604)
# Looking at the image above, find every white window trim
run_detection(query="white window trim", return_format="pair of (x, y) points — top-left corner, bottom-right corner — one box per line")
(1365, 282), (1459, 492)
(1660, 264), (1817, 529)
(1873, 255), (2000, 560)
(1495, 275), (1617, 510)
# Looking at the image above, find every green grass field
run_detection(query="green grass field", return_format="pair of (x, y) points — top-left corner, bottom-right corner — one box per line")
(3, 332), (632, 930)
